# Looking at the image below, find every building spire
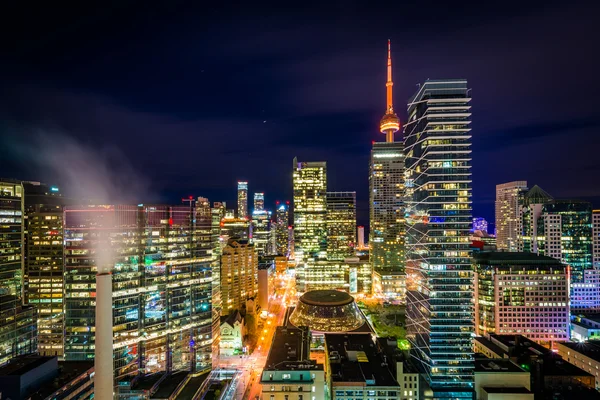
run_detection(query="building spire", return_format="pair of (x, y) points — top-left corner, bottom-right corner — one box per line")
(387, 39), (393, 112)
(379, 40), (400, 143)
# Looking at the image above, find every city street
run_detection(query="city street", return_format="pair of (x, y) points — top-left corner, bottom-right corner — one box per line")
(218, 271), (296, 400)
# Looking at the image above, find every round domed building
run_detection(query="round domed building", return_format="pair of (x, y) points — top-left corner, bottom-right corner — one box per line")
(289, 290), (366, 332)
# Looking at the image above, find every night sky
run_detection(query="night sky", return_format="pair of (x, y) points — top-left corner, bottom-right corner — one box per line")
(1, 1), (599, 231)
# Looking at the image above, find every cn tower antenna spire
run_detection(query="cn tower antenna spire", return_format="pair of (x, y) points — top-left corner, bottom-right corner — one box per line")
(380, 39), (400, 142)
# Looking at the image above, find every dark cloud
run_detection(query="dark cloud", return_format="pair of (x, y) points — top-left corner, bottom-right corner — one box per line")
(1, 0), (599, 228)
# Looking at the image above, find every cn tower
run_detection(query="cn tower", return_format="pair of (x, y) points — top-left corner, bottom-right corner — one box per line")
(379, 39), (400, 143)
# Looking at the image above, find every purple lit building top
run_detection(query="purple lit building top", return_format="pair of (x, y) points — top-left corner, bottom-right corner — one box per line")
(473, 217), (488, 233)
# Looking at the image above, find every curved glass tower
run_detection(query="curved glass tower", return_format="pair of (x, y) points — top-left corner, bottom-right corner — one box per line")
(404, 80), (474, 398)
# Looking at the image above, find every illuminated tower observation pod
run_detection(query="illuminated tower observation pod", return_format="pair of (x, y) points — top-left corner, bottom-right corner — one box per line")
(380, 40), (401, 143)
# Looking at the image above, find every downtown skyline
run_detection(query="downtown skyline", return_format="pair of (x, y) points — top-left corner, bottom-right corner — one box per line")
(1, 0), (600, 230)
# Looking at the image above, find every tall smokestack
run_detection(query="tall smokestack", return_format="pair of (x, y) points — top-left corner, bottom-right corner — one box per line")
(95, 271), (113, 399)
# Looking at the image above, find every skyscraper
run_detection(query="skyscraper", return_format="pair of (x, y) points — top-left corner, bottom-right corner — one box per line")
(220, 238), (258, 314)
(237, 181), (248, 219)
(594, 210), (600, 268)
(22, 182), (71, 358)
(63, 203), (216, 390)
(275, 203), (290, 256)
(326, 191), (356, 261)
(404, 79), (474, 397)
(369, 40), (405, 294)
(357, 226), (365, 250)
(251, 208), (272, 256)
(495, 181), (528, 251)
(0, 181), (36, 366)
(293, 157), (327, 261)
(253, 192), (264, 212)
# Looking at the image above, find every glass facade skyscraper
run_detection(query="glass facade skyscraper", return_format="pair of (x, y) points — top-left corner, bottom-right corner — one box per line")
(369, 142), (405, 278)
(0, 181), (36, 366)
(63, 203), (216, 387)
(275, 203), (290, 256)
(253, 192), (264, 212)
(293, 157), (327, 261)
(326, 191), (356, 261)
(404, 80), (474, 397)
(237, 181), (248, 219)
(495, 181), (528, 251)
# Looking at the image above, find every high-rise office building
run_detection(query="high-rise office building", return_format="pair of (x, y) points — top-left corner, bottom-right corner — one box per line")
(474, 252), (569, 346)
(63, 203), (216, 389)
(472, 217), (488, 234)
(253, 192), (264, 212)
(357, 226), (365, 250)
(521, 191), (593, 283)
(220, 238), (257, 314)
(292, 158), (327, 261)
(275, 203), (290, 256)
(237, 181), (248, 219)
(594, 210), (600, 268)
(495, 181), (528, 251)
(404, 79), (474, 397)
(369, 41), (405, 288)
(251, 209), (272, 256)
(23, 182), (70, 358)
(326, 191), (356, 261)
(0, 181), (37, 366)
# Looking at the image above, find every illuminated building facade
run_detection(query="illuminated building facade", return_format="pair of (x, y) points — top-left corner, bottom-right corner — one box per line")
(472, 217), (488, 234)
(275, 203), (289, 256)
(594, 210), (600, 268)
(370, 41), (405, 294)
(237, 181), (248, 219)
(0, 181), (36, 366)
(522, 195), (593, 283)
(357, 226), (366, 250)
(296, 258), (372, 295)
(404, 79), (474, 396)
(25, 203), (64, 357)
(369, 142), (405, 278)
(571, 268), (600, 313)
(63, 203), (216, 385)
(326, 191), (356, 261)
(253, 192), (264, 212)
(220, 215), (250, 241)
(495, 181), (528, 251)
(289, 290), (366, 332)
(474, 252), (569, 346)
(22, 182), (72, 358)
(293, 157), (327, 261)
(220, 238), (257, 314)
(251, 209), (272, 256)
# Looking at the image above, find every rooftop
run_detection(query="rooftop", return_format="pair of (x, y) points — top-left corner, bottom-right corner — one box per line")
(558, 341), (600, 363)
(300, 290), (353, 306)
(474, 336), (507, 357)
(325, 333), (399, 387)
(263, 326), (322, 371)
(473, 251), (563, 265)
(482, 387), (531, 394)
(475, 358), (527, 373)
(543, 355), (593, 377)
(151, 371), (188, 399)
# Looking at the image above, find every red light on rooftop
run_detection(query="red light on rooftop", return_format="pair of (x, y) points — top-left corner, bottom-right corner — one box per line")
(372, 140), (375, 145)
(169, 218), (173, 226)
(286, 201), (290, 205)
(189, 196), (193, 200)
(276, 201), (280, 205)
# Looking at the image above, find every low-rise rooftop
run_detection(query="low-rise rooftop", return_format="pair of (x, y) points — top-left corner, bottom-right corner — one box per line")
(475, 358), (527, 373)
(558, 341), (600, 363)
(264, 326), (322, 371)
(326, 333), (399, 387)
(483, 387), (532, 394)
